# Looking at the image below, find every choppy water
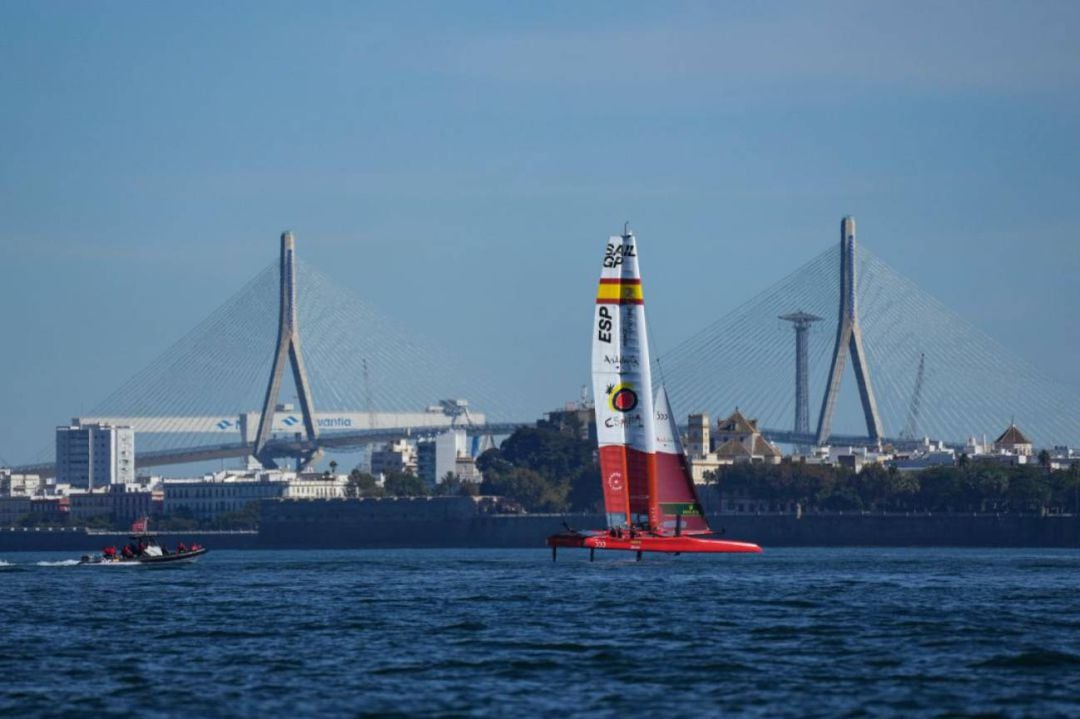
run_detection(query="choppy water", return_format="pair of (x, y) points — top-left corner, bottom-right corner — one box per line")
(2, 548), (1079, 717)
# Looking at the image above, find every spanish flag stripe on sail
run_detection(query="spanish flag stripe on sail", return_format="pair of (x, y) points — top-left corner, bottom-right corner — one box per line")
(596, 280), (645, 304)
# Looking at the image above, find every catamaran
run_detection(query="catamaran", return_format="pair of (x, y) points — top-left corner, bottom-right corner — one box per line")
(547, 226), (762, 560)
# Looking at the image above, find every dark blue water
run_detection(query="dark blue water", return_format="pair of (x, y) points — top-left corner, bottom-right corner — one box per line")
(2, 548), (1078, 717)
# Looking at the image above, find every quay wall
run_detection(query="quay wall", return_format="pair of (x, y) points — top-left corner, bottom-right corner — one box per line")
(0, 527), (259, 552)
(257, 499), (1080, 549)
(3, 500), (1078, 551)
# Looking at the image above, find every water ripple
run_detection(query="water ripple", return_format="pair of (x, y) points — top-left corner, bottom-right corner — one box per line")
(1, 547), (1078, 717)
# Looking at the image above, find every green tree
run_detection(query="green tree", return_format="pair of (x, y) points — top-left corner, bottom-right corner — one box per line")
(481, 467), (569, 513)
(916, 465), (964, 511)
(152, 505), (198, 531)
(384, 471), (428, 497)
(963, 462), (1008, 512)
(83, 515), (117, 530)
(433, 472), (483, 497)
(567, 462), (602, 513)
(477, 425), (597, 512)
(1037, 449), (1051, 475)
(1007, 466), (1051, 514)
(497, 427), (595, 484)
(205, 501), (260, 530)
(346, 469), (382, 498)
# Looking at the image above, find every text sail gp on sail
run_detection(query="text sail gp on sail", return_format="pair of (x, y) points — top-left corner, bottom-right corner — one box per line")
(547, 225), (762, 560)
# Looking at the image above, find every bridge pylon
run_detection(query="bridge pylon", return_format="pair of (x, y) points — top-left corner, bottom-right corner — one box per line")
(815, 216), (884, 446)
(253, 231), (321, 470)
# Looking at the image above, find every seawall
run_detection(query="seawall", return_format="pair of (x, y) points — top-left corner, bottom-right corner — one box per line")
(3, 502), (1078, 552)
(256, 498), (1080, 549)
(0, 528), (259, 552)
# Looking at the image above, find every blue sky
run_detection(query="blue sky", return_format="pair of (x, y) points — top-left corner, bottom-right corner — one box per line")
(1, 1), (1078, 462)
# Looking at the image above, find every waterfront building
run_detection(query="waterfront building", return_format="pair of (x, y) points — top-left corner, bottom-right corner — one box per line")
(418, 431), (482, 487)
(713, 409), (783, 465)
(993, 423), (1034, 457)
(162, 470), (346, 519)
(55, 423), (135, 489)
(67, 484), (152, 523)
(30, 496), (68, 521)
(0, 496), (31, 525)
(889, 438), (955, 472)
(371, 439), (417, 477)
(687, 413), (710, 457)
(963, 434), (992, 457)
(684, 409), (782, 482)
(453, 455), (481, 483)
(891, 449), (957, 473)
(684, 414), (726, 482)
(540, 401), (597, 443)
(436, 430), (470, 483)
(282, 474), (348, 499)
(0, 469), (42, 497)
(826, 446), (893, 473)
(163, 473), (286, 519)
(1049, 446), (1078, 470)
(417, 440), (436, 486)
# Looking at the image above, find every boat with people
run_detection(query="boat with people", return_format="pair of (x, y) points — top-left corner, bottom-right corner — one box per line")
(547, 225), (763, 560)
(79, 517), (208, 565)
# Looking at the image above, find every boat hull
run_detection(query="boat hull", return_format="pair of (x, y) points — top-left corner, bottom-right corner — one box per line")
(80, 548), (209, 565)
(546, 531), (761, 554)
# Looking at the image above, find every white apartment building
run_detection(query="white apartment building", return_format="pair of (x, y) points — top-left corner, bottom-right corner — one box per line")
(0, 469), (42, 497)
(56, 423), (135, 489)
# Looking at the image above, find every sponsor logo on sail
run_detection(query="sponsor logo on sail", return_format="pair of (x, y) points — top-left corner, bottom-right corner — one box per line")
(607, 472), (624, 492)
(603, 354), (639, 370)
(603, 242), (637, 268)
(607, 382), (639, 413)
(604, 414), (643, 428)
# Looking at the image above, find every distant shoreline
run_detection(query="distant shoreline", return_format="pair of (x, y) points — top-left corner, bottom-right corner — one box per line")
(3, 511), (1078, 551)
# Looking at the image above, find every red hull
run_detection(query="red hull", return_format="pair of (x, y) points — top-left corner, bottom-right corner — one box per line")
(546, 531), (762, 555)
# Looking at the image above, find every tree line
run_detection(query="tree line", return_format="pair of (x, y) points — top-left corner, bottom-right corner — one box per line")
(708, 458), (1080, 515)
(466, 424), (1080, 516)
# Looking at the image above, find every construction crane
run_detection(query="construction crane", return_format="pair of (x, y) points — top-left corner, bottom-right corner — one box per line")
(901, 352), (926, 441)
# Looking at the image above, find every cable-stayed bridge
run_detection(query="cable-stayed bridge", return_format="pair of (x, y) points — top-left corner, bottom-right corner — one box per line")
(661, 218), (1080, 450)
(13, 220), (1080, 477)
(18, 232), (534, 477)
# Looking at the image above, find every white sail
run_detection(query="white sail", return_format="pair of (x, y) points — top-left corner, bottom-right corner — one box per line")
(654, 385), (683, 455)
(592, 229), (658, 528)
